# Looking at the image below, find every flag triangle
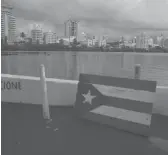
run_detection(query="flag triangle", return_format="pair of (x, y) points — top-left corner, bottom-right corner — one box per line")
(75, 82), (104, 115)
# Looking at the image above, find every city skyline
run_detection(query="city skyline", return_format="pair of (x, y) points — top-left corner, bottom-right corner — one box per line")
(1, 1), (167, 48)
(4, 0), (168, 40)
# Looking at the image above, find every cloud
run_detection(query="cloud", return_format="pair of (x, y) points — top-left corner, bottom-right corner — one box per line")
(7, 0), (168, 38)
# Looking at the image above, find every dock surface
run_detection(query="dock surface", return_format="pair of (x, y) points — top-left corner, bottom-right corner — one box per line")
(2, 103), (168, 155)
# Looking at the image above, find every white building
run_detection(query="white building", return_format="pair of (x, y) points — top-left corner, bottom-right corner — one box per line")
(79, 39), (93, 47)
(31, 24), (43, 44)
(59, 36), (76, 44)
(83, 38), (107, 47)
(123, 41), (136, 48)
(92, 39), (99, 47)
(147, 38), (154, 47)
(80, 35), (107, 47)
(87, 39), (93, 47)
(7, 15), (16, 44)
(1, 3), (16, 44)
(157, 34), (164, 47)
(44, 31), (57, 44)
(56, 36), (77, 46)
(136, 33), (149, 49)
(99, 39), (107, 47)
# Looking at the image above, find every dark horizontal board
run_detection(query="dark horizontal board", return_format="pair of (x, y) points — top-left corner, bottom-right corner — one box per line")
(79, 74), (157, 92)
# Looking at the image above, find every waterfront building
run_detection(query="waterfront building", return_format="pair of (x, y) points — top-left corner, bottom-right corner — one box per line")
(44, 31), (57, 44)
(1, 2), (16, 44)
(99, 36), (107, 47)
(92, 40), (99, 47)
(99, 39), (107, 47)
(80, 34), (107, 47)
(31, 24), (43, 44)
(87, 39), (93, 47)
(64, 19), (78, 40)
(136, 32), (148, 49)
(163, 38), (168, 49)
(148, 37), (154, 47)
(152, 36), (158, 44)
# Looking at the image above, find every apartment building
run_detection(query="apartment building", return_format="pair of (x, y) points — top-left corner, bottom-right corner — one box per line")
(64, 19), (78, 39)
(31, 24), (43, 44)
(1, 3), (16, 44)
(44, 31), (57, 44)
(136, 33), (148, 49)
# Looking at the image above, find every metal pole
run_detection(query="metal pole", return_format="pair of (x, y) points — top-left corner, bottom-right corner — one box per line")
(40, 64), (50, 120)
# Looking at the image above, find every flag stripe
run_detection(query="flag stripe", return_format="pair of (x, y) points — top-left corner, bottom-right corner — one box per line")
(79, 74), (156, 92)
(93, 84), (155, 103)
(76, 82), (153, 114)
(83, 112), (150, 136)
(90, 105), (151, 126)
(100, 95), (153, 114)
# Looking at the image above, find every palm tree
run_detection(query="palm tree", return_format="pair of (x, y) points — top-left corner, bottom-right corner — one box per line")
(73, 38), (78, 46)
(20, 32), (25, 38)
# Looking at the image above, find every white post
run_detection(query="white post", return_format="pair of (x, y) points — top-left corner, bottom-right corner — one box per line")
(40, 64), (50, 120)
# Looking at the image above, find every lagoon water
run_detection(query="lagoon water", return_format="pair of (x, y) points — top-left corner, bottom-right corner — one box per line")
(2, 51), (168, 86)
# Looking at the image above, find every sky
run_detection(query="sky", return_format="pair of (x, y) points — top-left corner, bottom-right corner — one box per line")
(5, 0), (168, 40)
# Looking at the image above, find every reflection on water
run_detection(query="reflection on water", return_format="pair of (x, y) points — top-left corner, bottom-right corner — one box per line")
(1, 51), (168, 86)
(1, 52), (72, 79)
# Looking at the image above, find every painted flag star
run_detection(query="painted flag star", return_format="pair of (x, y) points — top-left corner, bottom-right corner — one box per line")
(82, 90), (96, 105)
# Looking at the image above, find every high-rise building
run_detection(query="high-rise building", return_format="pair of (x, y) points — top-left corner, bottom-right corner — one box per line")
(132, 37), (136, 43)
(99, 36), (107, 47)
(44, 31), (57, 44)
(31, 24), (43, 44)
(135, 35), (140, 48)
(1, 2), (16, 44)
(163, 38), (168, 49)
(157, 34), (164, 47)
(7, 15), (16, 44)
(136, 32), (148, 49)
(64, 19), (78, 39)
(152, 36), (158, 45)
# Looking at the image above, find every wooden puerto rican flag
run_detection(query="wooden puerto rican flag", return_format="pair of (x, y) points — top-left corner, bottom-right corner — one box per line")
(75, 74), (157, 136)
